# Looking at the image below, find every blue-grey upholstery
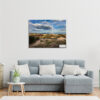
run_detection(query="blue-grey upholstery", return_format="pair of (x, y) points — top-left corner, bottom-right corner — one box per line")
(64, 75), (92, 85)
(13, 84), (64, 92)
(20, 75), (64, 85)
(86, 70), (93, 78)
(10, 59), (93, 93)
(64, 60), (85, 67)
(64, 75), (93, 93)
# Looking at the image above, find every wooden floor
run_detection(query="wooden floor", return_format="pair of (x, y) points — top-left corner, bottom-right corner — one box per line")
(0, 88), (100, 98)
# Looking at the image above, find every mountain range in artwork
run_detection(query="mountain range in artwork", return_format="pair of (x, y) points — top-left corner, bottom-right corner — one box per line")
(29, 20), (66, 48)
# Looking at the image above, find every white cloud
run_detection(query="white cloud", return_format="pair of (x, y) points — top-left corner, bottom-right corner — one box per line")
(29, 22), (53, 30)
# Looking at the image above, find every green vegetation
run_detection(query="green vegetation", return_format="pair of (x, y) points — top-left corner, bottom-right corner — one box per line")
(13, 69), (20, 77)
(29, 36), (39, 44)
(29, 33), (66, 48)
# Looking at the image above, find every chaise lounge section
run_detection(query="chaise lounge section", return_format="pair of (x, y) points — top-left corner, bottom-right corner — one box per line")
(64, 75), (93, 93)
(10, 60), (93, 93)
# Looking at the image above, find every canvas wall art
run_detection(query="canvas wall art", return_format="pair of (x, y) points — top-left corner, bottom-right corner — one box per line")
(29, 20), (66, 48)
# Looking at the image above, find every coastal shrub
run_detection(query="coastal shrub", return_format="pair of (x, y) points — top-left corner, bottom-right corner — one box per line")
(29, 36), (39, 44)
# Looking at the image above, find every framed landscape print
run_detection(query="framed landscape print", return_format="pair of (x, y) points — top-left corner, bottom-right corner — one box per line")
(29, 20), (66, 48)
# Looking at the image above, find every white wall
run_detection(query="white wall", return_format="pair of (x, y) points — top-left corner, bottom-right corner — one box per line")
(0, 0), (3, 61)
(1, 0), (100, 87)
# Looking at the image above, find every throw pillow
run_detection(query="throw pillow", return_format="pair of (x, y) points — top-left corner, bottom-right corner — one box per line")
(15, 64), (30, 76)
(61, 64), (80, 75)
(79, 68), (87, 75)
(39, 64), (56, 75)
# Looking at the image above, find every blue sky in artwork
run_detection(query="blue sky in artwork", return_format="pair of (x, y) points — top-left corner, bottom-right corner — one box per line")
(29, 20), (66, 34)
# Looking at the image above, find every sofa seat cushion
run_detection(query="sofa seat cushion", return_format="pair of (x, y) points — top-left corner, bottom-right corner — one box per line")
(20, 74), (64, 85)
(64, 75), (92, 85)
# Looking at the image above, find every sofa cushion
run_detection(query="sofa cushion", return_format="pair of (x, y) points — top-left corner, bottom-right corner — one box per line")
(28, 60), (40, 67)
(18, 60), (40, 67)
(29, 67), (39, 74)
(18, 60), (85, 75)
(56, 67), (63, 74)
(40, 60), (53, 65)
(20, 75), (64, 85)
(64, 75), (92, 85)
(64, 60), (85, 68)
(53, 60), (63, 67)
(18, 60), (29, 65)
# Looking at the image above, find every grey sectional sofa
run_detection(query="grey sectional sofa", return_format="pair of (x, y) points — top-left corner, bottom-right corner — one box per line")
(10, 60), (93, 93)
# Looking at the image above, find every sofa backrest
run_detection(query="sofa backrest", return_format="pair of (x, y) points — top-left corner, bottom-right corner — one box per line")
(18, 60), (85, 74)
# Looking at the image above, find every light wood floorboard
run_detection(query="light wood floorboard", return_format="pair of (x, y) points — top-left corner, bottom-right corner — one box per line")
(0, 88), (100, 98)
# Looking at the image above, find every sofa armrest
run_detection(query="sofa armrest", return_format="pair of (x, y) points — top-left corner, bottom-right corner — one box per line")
(10, 70), (14, 82)
(86, 70), (93, 78)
